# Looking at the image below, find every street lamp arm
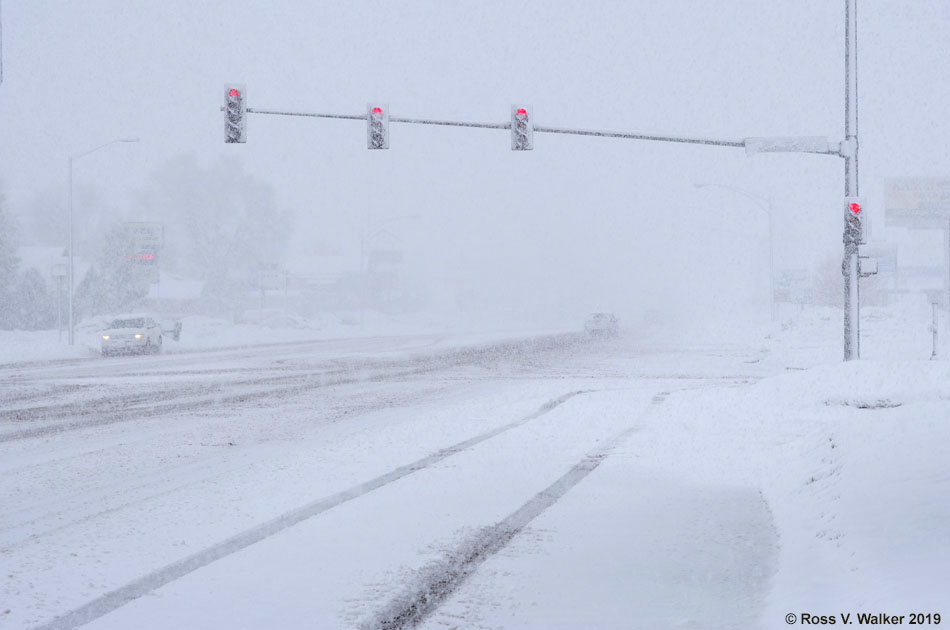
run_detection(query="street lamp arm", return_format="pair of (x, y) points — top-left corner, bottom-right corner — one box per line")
(70, 137), (139, 162)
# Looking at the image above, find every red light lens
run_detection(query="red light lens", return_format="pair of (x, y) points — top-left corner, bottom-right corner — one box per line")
(372, 107), (383, 115)
(515, 108), (527, 118)
(849, 202), (861, 215)
(229, 88), (241, 98)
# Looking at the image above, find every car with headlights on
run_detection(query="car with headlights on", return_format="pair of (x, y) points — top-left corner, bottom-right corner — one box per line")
(100, 316), (164, 356)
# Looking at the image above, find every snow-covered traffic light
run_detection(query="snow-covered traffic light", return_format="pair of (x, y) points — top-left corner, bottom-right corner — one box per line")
(224, 84), (247, 143)
(367, 104), (389, 149)
(844, 197), (865, 244)
(511, 106), (533, 151)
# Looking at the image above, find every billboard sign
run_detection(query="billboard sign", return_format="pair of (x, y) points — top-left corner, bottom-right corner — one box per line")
(123, 222), (163, 283)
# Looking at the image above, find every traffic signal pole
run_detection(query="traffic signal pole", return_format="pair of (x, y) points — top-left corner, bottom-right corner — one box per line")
(843, 0), (861, 360)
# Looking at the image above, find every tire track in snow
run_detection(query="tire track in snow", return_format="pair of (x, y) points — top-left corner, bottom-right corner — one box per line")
(29, 389), (590, 630)
(0, 381), (452, 548)
(360, 391), (668, 630)
(2, 333), (585, 443)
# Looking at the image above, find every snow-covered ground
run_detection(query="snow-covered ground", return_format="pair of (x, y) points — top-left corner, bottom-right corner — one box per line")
(2, 300), (948, 629)
(0, 311), (580, 366)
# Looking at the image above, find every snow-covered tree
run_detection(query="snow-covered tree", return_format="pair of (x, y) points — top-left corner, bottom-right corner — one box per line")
(73, 225), (150, 320)
(11, 268), (55, 330)
(16, 186), (67, 247)
(138, 154), (294, 284)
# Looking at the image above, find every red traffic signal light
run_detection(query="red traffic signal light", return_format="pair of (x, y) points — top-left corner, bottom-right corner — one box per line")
(367, 103), (390, 150)
(511, 105), (533, 151)
(224, 83), (247, 143)
(843, 197), (865, 244)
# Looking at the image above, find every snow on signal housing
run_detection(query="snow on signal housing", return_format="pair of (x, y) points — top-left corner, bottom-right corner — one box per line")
(843, 196), (866, 243)
(511, 105), (533, 151)
(367, 103), (390, 150)
(224, 83), (247, 143)
(844, 197), (865, 221)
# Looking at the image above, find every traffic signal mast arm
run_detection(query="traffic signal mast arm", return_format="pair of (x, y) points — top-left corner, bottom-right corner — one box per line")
(244, 107), (509, 131)
(243, 105), (744, 145)
(239, 105), (850, 155)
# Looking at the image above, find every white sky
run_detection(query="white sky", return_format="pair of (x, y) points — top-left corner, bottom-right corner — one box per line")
(2, 1), (949, 326)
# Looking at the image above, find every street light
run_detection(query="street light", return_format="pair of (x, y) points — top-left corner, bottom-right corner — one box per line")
(67, 137), (139, 345)
(694, 183), (776, 321)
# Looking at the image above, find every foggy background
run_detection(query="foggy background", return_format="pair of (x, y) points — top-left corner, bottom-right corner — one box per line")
(2, 1), (949, 333)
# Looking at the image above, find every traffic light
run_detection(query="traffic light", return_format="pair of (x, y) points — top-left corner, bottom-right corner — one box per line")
(367, 104), (389, 149)
(224, 84), (247, 143)
(511, 106), (533, 151)
(844, 197), (865, 244)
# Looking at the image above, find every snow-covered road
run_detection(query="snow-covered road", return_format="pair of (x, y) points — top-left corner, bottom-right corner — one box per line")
(4, 317), (947, 629)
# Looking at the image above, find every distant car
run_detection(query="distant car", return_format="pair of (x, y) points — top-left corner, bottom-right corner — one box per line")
(584, 313), (619, 338)
(100, 316), (164, 356)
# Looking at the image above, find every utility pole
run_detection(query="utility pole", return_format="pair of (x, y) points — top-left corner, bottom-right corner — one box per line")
(842, 0), (861, 360)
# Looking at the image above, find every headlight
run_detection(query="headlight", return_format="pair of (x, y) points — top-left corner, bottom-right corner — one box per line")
(134, 333), (144, 339)
(101, 335), (110, 340)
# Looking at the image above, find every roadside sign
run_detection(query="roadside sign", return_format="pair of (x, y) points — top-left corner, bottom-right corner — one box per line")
(885, 178), (950, 229)
(124, 222), (164, 250)
(122, 222), (163, 283)
(260, 271), (284, 290)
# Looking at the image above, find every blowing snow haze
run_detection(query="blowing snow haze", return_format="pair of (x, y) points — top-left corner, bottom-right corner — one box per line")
(3, 1), (946, 332)
(3, 3), (950, 630)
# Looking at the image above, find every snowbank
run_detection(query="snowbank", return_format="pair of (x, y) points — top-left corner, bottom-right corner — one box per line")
(639, 359), (950, 619)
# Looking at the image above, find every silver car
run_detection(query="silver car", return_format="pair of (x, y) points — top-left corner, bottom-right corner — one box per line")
(100, 316), (164, 356)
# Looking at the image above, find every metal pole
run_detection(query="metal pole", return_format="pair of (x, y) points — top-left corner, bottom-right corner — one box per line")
(843, 0), (860, 360)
